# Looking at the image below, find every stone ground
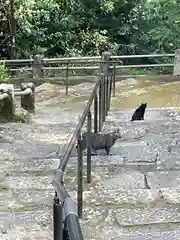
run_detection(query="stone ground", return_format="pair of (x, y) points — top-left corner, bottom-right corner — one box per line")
(77, 108), (180, 240)
(1, 80), (180, 239)
(0, 83), (90, 240)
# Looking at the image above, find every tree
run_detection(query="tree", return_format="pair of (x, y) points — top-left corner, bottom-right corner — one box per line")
(0, 0), (179, 59)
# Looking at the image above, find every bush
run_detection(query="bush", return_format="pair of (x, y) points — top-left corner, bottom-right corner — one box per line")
(0, 64), (9, 83)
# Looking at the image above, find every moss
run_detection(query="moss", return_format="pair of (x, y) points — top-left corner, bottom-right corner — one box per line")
(0, 108), (30, 123)
(12, 114), (30, 123)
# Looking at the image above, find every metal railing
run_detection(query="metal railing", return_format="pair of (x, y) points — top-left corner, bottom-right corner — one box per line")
(52, 52), (114, 239)
(1, 51), (176, 96)
(0, 53), (175, 64)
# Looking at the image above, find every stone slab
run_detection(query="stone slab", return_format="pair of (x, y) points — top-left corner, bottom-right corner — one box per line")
(161, 187), (180, 204)
(101, 169), (145, 190)
(115, 207), (180, 227)
(6, 175), (54, 189)
(156, 153), (180, 170)
(0, 189), (54, 208)
(80, 204), (180, 240)
(147, 170), (180, 189)
(102, 230), (180, 240)
(0, 210), (52, 239)
(1, 158), (60, 173)
(67, 155), (125, 168)
(81, 188), (162, 206)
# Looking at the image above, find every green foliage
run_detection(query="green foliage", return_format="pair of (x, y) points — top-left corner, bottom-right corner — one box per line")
(0, 0), (180, 59)
(0, 64), (9, 83)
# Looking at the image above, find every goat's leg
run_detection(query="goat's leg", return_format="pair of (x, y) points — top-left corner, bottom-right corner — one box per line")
(91, 148), (97, 155)
(105, 147), (111, 156)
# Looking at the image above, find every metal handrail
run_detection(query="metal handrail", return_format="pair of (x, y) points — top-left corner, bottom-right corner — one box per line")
(52, 75), (101, 207)
(52, 56), (114, 239)
(58, 77), (100, 174)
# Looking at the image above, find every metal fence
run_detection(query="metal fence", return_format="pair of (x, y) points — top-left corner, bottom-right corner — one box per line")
(0, 51), (177, 95)
(52, 52), (114, 240)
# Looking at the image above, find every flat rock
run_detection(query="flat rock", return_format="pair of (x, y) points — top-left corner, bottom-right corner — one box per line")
(6, 176), (53, 189)
(0, 189), (54, 208)
(115, 206), (180, 227)
(161, 187), (180, 204)
(0, 210), (52, 240)
(70, 154), (125, 167)
(1, 158), (60, 173)
(147, 170), (180, 189)
(156, 151), (180, 170)
(117, 144), (156, 161)
(102, 229), (180, 240)
(85, 189), (162, 205)
(101, 169), (145, 190)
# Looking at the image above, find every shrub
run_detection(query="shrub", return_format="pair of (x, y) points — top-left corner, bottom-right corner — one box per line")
(0, 64), (9, 83)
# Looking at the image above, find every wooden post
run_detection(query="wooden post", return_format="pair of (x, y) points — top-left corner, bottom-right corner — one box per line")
(20, 82), (35, 112)
(0, 84), (15, 120)
(33, 55), (44, 79)
(101, 52), (112, 122)
(101, 52), (112, 75)
(173, 49), (180, 76)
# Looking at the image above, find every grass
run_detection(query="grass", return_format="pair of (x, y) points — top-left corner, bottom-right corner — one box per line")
(0, 108), (30, 123)
(0, 114), (29, 123)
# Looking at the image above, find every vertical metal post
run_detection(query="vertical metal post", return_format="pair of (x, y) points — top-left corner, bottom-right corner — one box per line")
(102, 76), (106, 122)
(77, 135), (83, 218)
(53, 193), (63, 240)
(98, 79), (102, 131)
(87, 111), (92, 183)
(94, 94), (98, 133)
(105, 76), (109, 116)
(113, 63), (116, 97)
(63, 227), (70, 239)
(65, 64), (69, 95)
(108, 75), (112, 111)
